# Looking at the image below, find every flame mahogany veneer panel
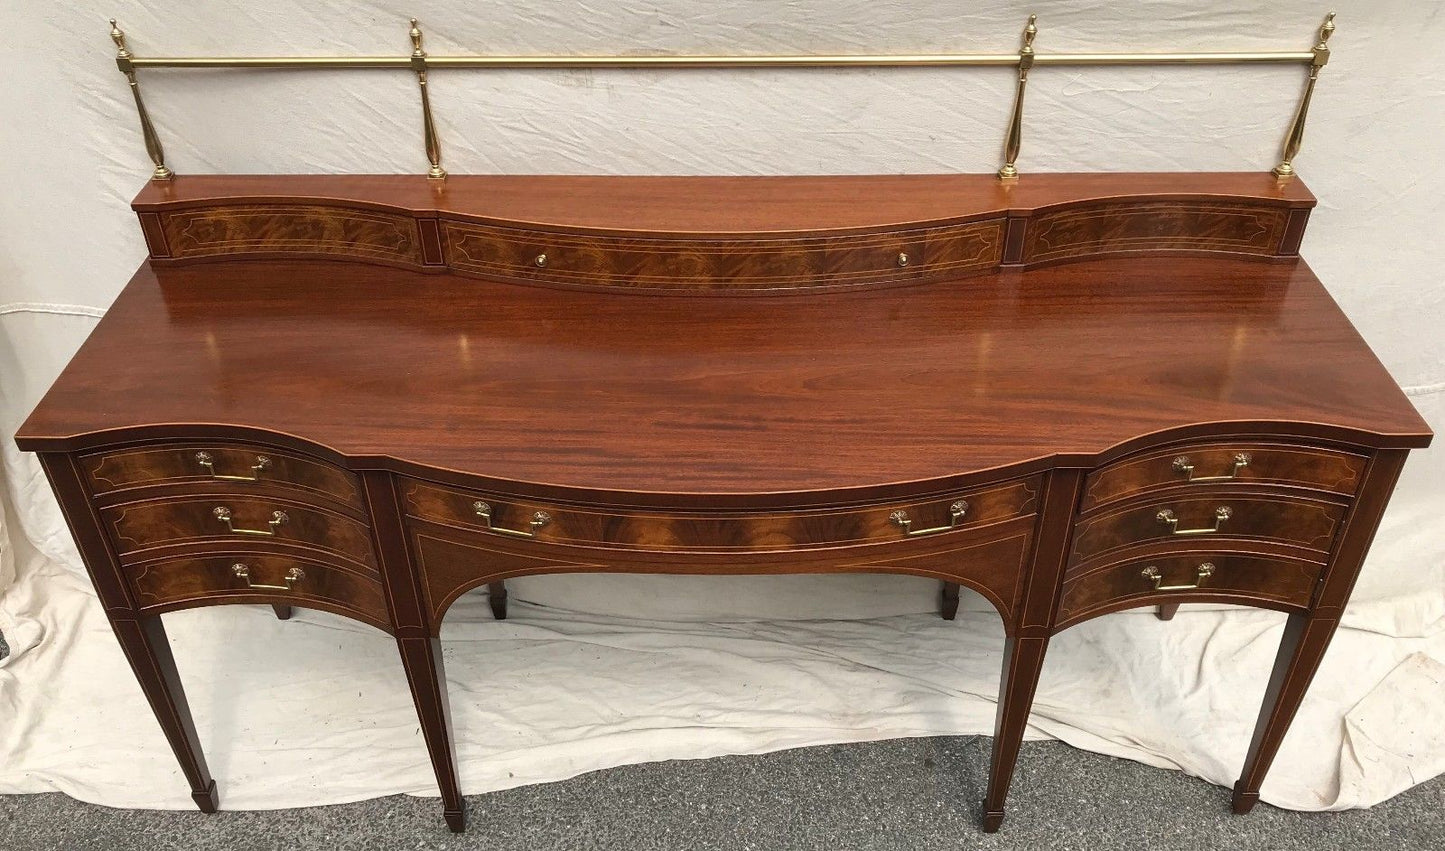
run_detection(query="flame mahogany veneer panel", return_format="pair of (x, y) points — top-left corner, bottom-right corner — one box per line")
(133, 173), (1316, 290)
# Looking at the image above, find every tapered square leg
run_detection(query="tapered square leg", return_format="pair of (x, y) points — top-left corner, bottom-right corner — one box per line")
(488, 581), (508, 620)
(271, 604), (293, 620)
(396, 636), (466, 831)
(940, 582), (960, 620)
(983, 634), (1050, 832)
(110, 615), (219, 813)
(1155, 602), (1181, 621)
(1232, 612), (1340, 814)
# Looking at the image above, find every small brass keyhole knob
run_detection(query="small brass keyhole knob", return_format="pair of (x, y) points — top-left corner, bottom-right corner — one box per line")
(534, 253), (548, 267)
(897, 253), (910, 267)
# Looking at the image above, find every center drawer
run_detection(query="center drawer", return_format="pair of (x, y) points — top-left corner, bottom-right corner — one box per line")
(401, 475), (1041, 553)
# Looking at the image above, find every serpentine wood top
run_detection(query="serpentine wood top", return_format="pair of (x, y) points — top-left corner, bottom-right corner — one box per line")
(17, 250), (1429, 504)
(131, 172), (1315, 234)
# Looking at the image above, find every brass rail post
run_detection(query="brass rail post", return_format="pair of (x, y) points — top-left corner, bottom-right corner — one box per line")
(110, 20), (173, 180)
(1273, 12), (1335, 179)
(997, 15), (1037, 180)
(410, 19), (447, 180)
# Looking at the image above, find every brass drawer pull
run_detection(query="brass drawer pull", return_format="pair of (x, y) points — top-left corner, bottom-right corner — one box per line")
(1155, 505), (1231, 535)
(213, 506), (289, 536)
(232, 562), (304, 591)
(473, 501), (552, 538)
(1141, 562), (1215, 591)
(890, 500), (969, 537)
(196, 451), (270, 482)
(1172, 453), (1250, 483)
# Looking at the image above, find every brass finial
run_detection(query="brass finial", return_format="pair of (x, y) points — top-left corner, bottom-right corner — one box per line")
(1318, 11), (1336, 50)
(1022, 14), (1038, 55)
(410, 18), (425, 58)
(109, 19), (130, 58)
(409, 18), (446, 179)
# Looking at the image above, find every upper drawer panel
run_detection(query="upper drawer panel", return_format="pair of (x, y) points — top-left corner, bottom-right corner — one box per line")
(402, 475), (1040, 553)
(1070, 493), (1346, 564)
(101, 494), (376, 569)
(441, 219), (1005, 291)
(1081, 442), (1367, 513)
(1021, 201), (1292, 264)
(155, 204), (424, 265)
(83, 444), (362, 509)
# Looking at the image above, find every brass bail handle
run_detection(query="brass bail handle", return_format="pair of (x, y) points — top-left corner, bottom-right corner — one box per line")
(890, 500), (969, 537)
(473, 501), (552, 538)
(1141, 562), (1215, 591)
(1155, 505), (1232, 535)
(196, 451), (271, 482)
(1172, 453), (1251, 483)
(232, 563), (305, 591)
(213, 505), (289, 536)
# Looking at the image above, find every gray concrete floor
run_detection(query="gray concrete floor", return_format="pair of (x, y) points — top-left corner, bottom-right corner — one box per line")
(2, 738), (1441, 850)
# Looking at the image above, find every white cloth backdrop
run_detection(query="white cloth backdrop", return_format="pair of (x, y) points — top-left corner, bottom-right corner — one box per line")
(1, 0), (1442, 814)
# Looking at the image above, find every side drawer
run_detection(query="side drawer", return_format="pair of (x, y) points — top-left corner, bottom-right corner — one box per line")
(401, 475), (1040, 553)
(126, 552), (389, 630)
(1070, 494), (1346, 564)
(101, 494), (377, 568)
(82, 443), (362, 508)
(1081, 442), (1366, 512)
(1057, 551), (1322, 626)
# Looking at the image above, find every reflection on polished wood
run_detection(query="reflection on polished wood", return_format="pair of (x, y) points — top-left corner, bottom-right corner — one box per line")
(17, 173), (1429, 834)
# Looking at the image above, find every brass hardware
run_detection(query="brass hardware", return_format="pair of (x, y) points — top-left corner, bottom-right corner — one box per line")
(1274, 12), (1335, 178)
(534, 253), (548, 267)
(195, 451), (271, 482)
(1155, 506), (1232, 535)
(410, 19), (447, 180)
(1141, 562), (1215, 591)
(473, 501), (552, 538)
(213, 506), (289, 536)
(1172, 453), (1251, 483)
(110, 20), (173, 180)
(231, 562), (305, 591)
(896, 253), (909, 267)
(126, 51), (1318, 71)
(105, 16), (1334, 181)
(889, 500), (969, 537)
(998, 15), (1037, 180)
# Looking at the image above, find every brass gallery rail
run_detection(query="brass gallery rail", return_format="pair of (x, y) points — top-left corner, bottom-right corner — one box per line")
(107, 12), (1336, 183)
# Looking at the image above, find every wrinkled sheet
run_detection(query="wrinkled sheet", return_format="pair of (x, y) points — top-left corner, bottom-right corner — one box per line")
(1, 0), (1443, 814)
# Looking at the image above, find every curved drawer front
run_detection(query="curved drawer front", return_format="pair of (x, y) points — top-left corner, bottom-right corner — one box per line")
(442, 218), (1005, 291)
(125, 553), (388, 628)
(158, 203), (423, 264)
(102, 495), (377, 568)
(1058, 552), (1322, 625)
(1021, 200), (1291, 264)
(83, 443), (362, 508)
(402, 476), (1039, 553)
(1081, 442), (1366, 512)
(1070, 494), (1345, 564)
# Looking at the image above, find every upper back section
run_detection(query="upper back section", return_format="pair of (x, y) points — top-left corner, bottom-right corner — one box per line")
(131, 172), (1315, 294)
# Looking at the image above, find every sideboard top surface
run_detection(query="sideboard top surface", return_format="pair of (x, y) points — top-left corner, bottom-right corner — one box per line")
(17, 179), (1431, 497)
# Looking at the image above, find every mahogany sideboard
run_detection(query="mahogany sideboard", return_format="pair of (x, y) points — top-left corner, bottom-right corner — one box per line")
(14, 172), (1431, 833)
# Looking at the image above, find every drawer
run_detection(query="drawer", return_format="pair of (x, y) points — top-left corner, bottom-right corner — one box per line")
(1081, 442), (1366, 512)
(101, 494), (377, 568)
(401, 475), (1040, 553)
(83, 443), (361, 508)
(1057, 551), (1323, 626)
(126, 552), (389, 629)
(1069, 494), (1345, 564)
(441, 218), (1005, 290)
